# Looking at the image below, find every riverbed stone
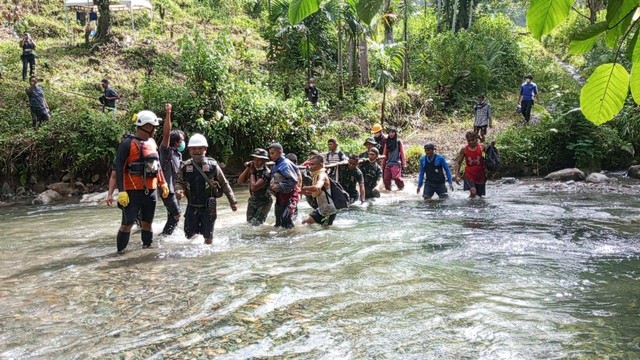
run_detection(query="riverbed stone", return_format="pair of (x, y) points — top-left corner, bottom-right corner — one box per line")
(32, 189), (64, 205)
(544, 168), (585, 181)
(16, 187), (26, 196)
(629, 165), (640, 179)
(91, 174), (100, 183)
(1, 182), (12, 196)
(501, 177), (517, 184)
(586, 173), (610, 183)
(47, 182), (73, 196)
(61, 173), (72, 183)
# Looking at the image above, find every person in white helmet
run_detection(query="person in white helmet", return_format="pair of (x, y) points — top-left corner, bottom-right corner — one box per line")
(175, 133), (238, 244)
(114, 110), (170, 253)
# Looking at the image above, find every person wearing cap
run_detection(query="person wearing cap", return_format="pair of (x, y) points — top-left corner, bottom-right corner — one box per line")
(99, 78), (121, 112)
(19, 32), (36, 81)
(25, 76), (50, 129)
(518, 74), (538, 124)
(359, 147), (383, 199)
(238, 148), (273, 225)
(371, 123), (387, 155)
(416, 143), (454, 199)
(454, 131), (487, 198)
(114, 110), (170, 253)
(268, 142), (300, 229)
(175, 133), (238, 244)
(359, 137), (377, 158)
(159, 103), (185, 235)
(338, 154), (366, 204)
(382, 126), (406, 191)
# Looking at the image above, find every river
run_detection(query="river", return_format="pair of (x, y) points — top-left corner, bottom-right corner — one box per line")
(0, 180), (639, 359)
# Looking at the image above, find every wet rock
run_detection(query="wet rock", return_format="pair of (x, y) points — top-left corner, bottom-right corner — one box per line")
(586, 173), (610, 183)
(565, 180), (575, 186)
(32, 189), (64, 205)
(61, 173), (72, 183)
(0, 201), (16, 208)
(32, 182), (47, 194)
(74, 181), (88, 192)
(629, 165), (640, 179)
(501, 177), (517, 185)
(79, 190), (113, 205)
(544, 168), (585, 181)
(91, 174), (100, 183)
(1, 182), (12, 196)
(16, 187), (26, 196)
(47, 182), (73, 196)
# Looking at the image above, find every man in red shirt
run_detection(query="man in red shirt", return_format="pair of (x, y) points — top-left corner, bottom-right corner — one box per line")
(454, 131), (486, 198)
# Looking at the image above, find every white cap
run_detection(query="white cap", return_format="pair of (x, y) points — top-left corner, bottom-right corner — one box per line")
(188, 133), (208, 148)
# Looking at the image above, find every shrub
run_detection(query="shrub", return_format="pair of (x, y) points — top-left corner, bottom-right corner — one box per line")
(405, 145), (423, 174)
(16, 15), (67, 38)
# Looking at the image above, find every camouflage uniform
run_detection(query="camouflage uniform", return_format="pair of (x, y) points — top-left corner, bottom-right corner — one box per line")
(338, 166), (364, 203)
(247, 166), (273, 225)
(359, 159), (382, 199)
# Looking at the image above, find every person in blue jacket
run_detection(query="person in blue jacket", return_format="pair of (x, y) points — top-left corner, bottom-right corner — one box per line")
(416, 142), (454, 199)
(518, 74), (539, 124)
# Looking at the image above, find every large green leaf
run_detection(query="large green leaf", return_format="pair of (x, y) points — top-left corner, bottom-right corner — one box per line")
(580, 63), (629, 125)
(289, 0), (321, 24)
(606, 0), (640, 28)
(605, 12), (632, 48)
(355, 0), (384, 26)
(628, 29), (639, 62)
(568, 21), (607, 55)
(526, 0), (574, 40)
(630, 62), (640, 103)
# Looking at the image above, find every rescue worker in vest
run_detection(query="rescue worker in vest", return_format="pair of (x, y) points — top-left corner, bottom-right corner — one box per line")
(416, 142), (454, 199)
(158, 103), (185, 235)
(454, 131), (486, 198)
(175, 134), (238, 244)
(268, 142), (299, 229)
(238, 148), (273, 225)
(114, 110), (169, 253)
(359, 147), (383, 199)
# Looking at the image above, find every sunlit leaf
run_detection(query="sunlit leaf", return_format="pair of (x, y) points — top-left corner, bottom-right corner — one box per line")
(605, 12), (632, 49)
(526, 0), (574, 40)
(580, 63), (629, 125)
(606, 0), (640, 28)
(355, 0), (384, 26)
(630, 62), (640, 103)
(568, 21), (607, 55)
(289, 0), (321, 24)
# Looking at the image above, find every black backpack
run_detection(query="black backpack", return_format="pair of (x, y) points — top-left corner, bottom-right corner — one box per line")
(326, 177), (350, 209)
(485, 143), (501, 172)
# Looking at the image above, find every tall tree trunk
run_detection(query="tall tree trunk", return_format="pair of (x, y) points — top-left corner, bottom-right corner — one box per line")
(381, 83), (387, 126)
(358, 34), (369, 86)
(384, 0), (393, 44)
(347, 38), (355, 86)
(402, 0), (408, 89)
(93, 0), (111, 42)
(436, 0), (442, 32)
(306, 31), (312, 81)
(468, 0), (474, 29)
(338, 21), (344, 99)
(451, 0), (459, 32)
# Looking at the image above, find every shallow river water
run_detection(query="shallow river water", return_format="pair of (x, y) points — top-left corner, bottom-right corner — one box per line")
(0, 180), (639, 359)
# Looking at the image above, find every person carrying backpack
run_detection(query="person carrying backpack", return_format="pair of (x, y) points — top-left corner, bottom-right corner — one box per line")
(301, 154), (338, 226)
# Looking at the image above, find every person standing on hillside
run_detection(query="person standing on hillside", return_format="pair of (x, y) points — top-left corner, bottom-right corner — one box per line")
(19, 32), (36, 81)
(454, 132), (486, 198)
(99, 78), (121, 112)
(473, 94), (492, 143)
(305, 78), (319, 106)
(25, 76), (50, 130)
(158, 103), (185, 235)
(518, 74), (538, 124)
(382, 127), (406, 191)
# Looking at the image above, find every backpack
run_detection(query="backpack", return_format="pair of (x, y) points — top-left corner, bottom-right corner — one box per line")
(485, 143), (501, 172)
(327, 177), (350, 209)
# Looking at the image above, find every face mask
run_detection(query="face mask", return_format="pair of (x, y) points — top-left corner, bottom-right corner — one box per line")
(526, 79), (531, 83)
(191, 154), (204, 164)
(177, 142), (186, 152)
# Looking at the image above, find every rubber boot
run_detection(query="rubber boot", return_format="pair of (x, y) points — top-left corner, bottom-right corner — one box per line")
(162, 215), (179, 235)
(117, 231), (130, 253)
(141, 230), (153, 248)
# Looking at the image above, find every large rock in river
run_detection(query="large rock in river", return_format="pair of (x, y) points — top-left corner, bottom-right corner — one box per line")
(629, 165), (640, 179)
(47, 182), (74, 196)
(32, 189), (64, 205)
(544, 168), (585, 181)
(586, 173), (610, 183)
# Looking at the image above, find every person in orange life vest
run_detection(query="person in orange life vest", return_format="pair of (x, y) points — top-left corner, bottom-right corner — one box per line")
(114, 110), (170, 253)
(454, 131), (486, 198)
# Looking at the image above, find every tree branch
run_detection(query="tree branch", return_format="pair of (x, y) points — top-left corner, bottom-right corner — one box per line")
(571, 6), (591, 22)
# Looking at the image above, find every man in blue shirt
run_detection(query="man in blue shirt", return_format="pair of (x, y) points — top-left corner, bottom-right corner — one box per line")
(268, 142), (300, 228)
(25, 76), (50, 130)
(416, 143), (454, 199)
(518, 74), (538, 124)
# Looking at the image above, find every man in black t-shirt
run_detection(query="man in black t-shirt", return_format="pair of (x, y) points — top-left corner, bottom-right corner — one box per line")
(305, 78), (319, 106)
(99, 78), (121, 112)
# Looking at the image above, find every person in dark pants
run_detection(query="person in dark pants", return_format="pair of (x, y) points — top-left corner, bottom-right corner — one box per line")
(158, 103), (185, 235)
(268, 142), (300, 229)
(518, 74), (538, 124)
(416, 143), (454, 199)
(305, 78), (319, 106)
(20, 32), (36, 81)
(25, 76), (50, 130)
(175, 133), (238, 244)
(114, 110), (170, 253)
(238, 148), (273, 225)
(99, 78), (121, 112)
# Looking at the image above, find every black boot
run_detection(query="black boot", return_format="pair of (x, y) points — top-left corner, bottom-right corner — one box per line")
(117, 231), (130, 253)
(141, 230), (153, 248)
(162, 215), (179, 235)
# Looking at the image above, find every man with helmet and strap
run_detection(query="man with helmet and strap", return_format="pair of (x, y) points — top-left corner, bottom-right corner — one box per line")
(115, 110), (170, 253)
(175, 133), (238, 244)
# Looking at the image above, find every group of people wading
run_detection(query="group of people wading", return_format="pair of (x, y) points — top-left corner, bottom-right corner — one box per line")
(107, 104), (494, 253)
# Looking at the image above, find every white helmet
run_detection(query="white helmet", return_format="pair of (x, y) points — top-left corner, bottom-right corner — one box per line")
(188, 133), (208, 148)
(133, 110), (160, 127)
